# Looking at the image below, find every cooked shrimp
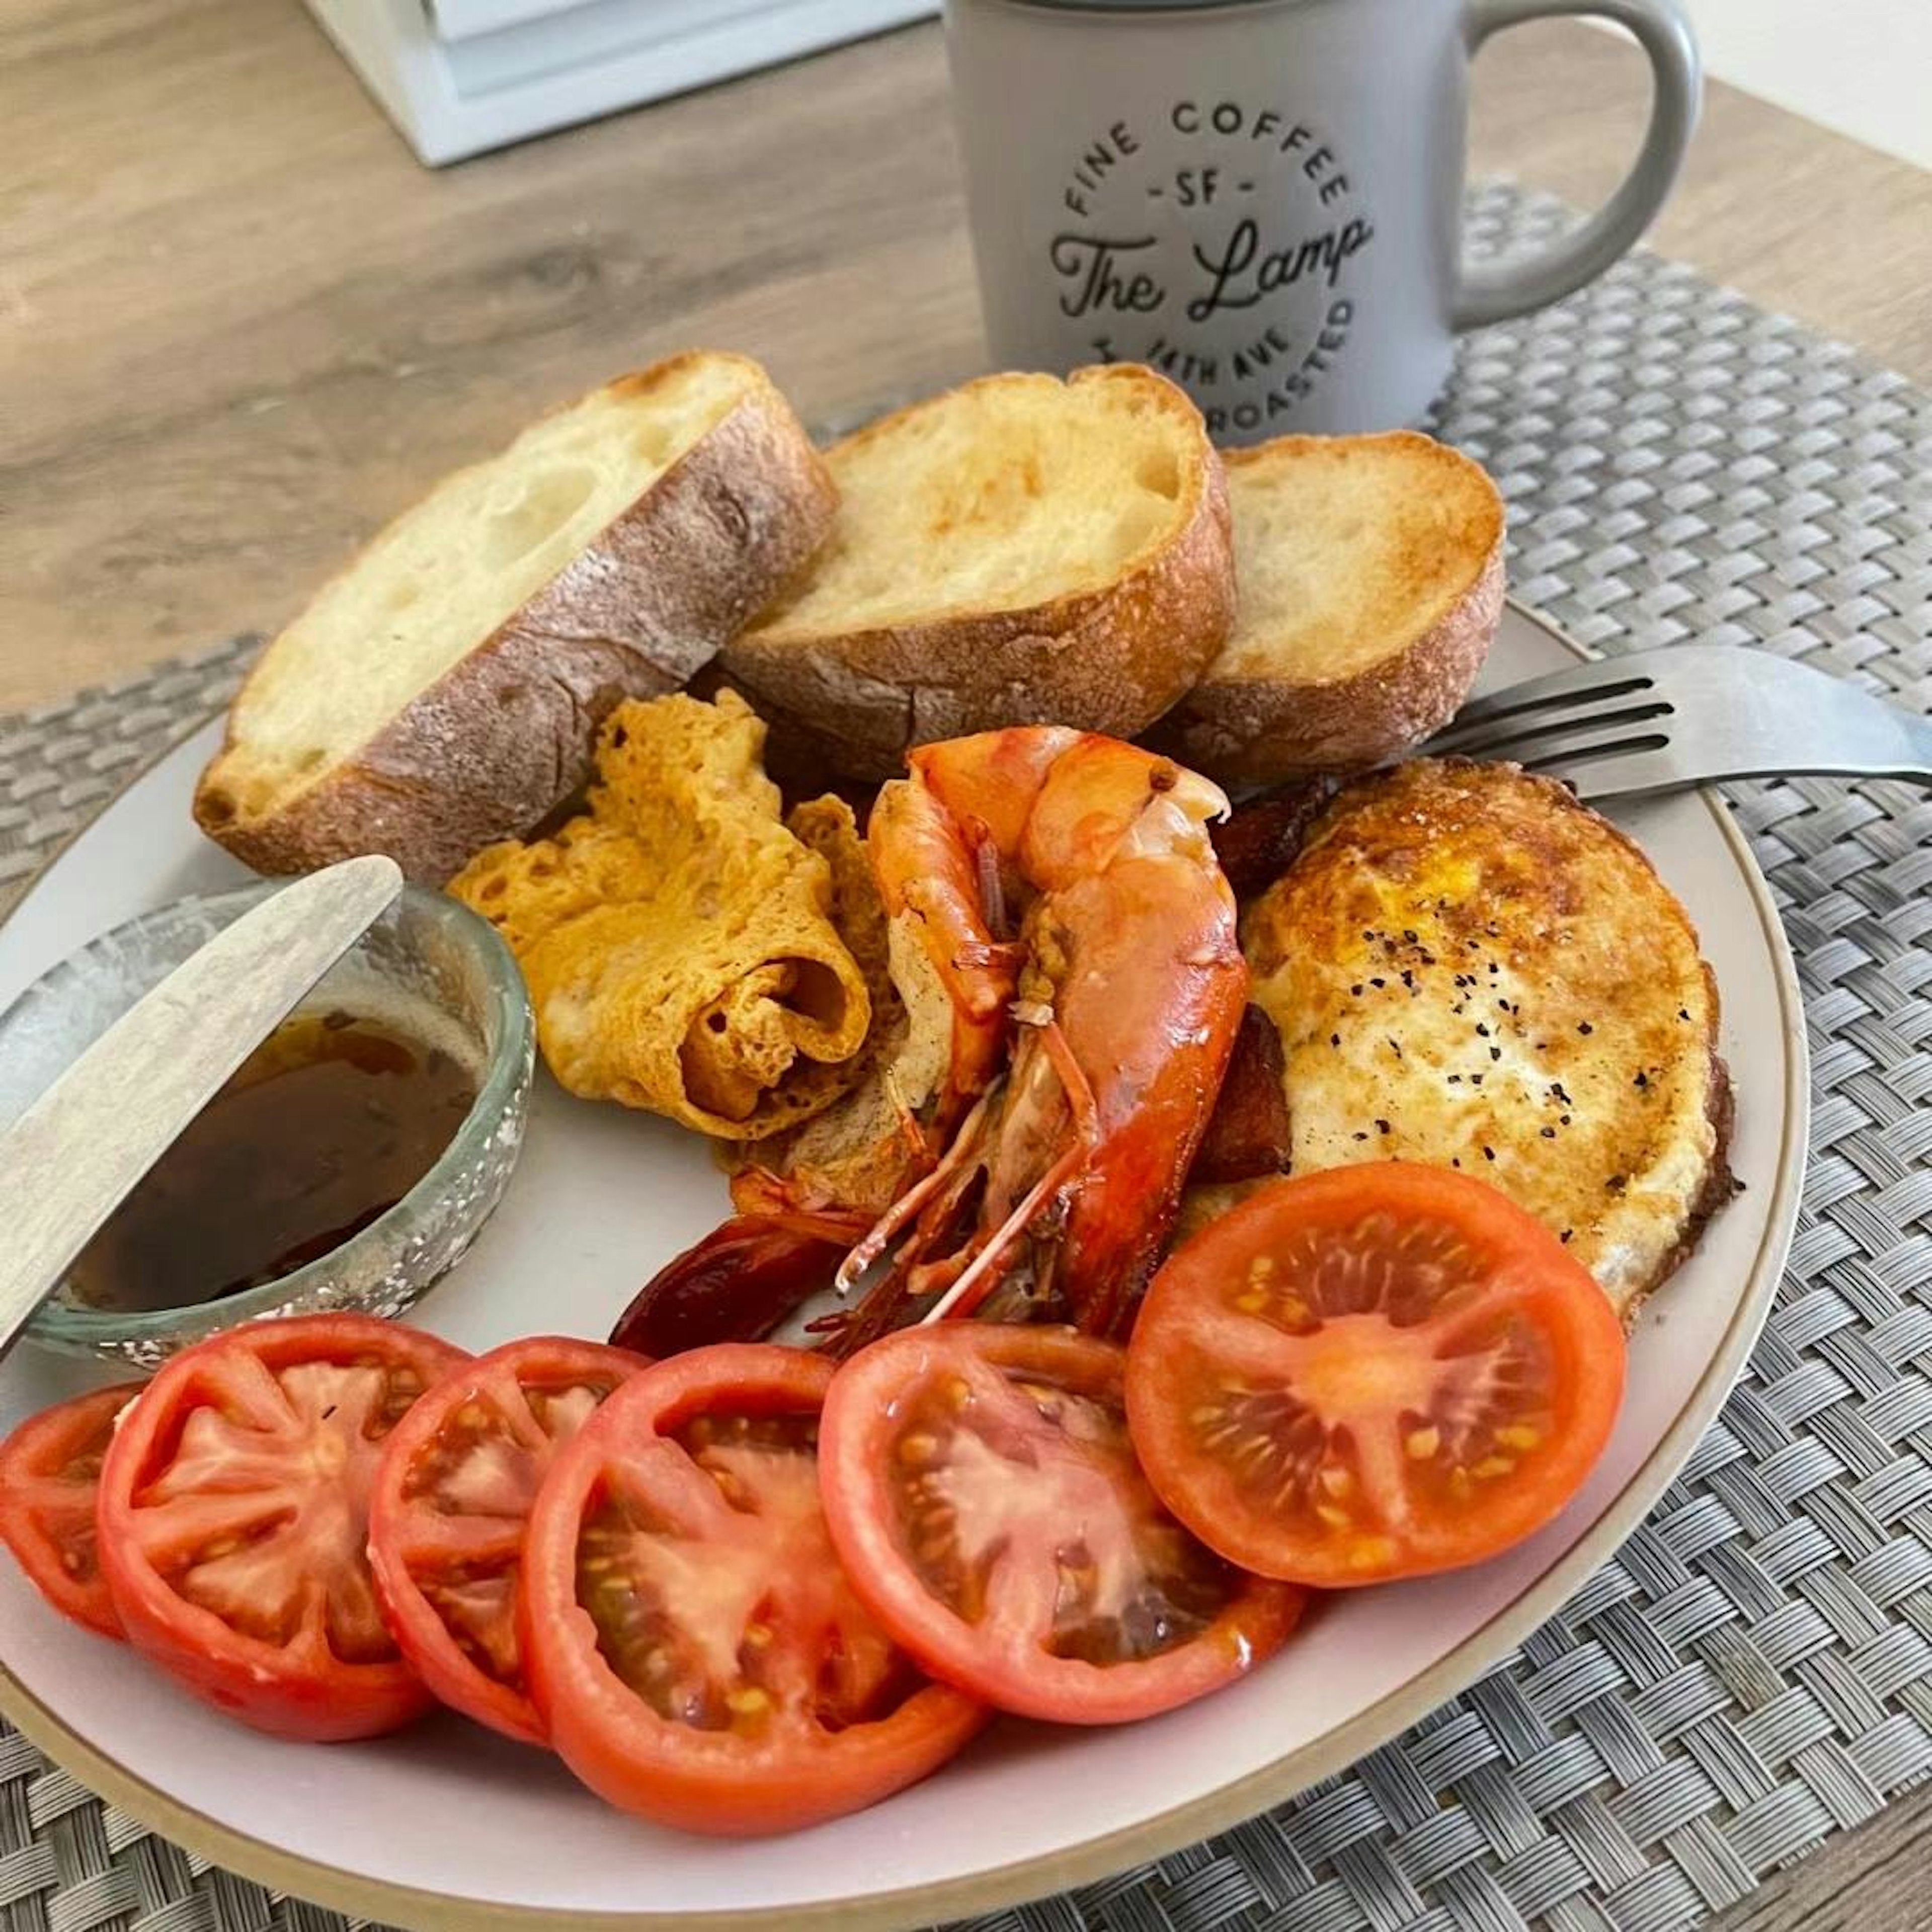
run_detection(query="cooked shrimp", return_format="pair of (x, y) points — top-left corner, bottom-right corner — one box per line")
(828, 729), (1247, 1347)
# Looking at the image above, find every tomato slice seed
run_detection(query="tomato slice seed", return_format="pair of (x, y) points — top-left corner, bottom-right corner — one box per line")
(820, 1325), (1305, 1725)
(137, 1356), (410, 1659)
(0, 1382), (144, 1639)
(523, 1343), (984, 1835)
(1126, 1166), (1628, 1587)
(97, 1314), (468, 1741)
(366, 1336), (647, 1745)
(886, 1357), (1237, 1665)
(577, 1403), (910, 1739)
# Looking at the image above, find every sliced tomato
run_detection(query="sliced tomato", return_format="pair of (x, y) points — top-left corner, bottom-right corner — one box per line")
(97, 1313), (468, 1741)
(367, 1336), (648, 1744)
(818, 1325), (1305, 1725)
(1125, 1163), (1627, 1588)
(0, 1383), (144, 1638)
(521, 1342), (985, 1835)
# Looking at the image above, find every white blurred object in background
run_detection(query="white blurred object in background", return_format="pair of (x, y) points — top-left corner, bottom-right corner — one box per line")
(307, 0), (1928, 171)
(303, 0), (935, 166)
(1611, 0), (1930, 168)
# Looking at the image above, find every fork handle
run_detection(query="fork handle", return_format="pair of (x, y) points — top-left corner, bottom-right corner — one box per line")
(1827, 692), (1932, 784)
(1579, 705), (1932, 803)
(1708, 761), (1932, 787)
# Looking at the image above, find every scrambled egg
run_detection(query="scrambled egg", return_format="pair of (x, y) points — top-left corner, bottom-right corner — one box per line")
(1244, 760), (1733, 1322)
(450, 690), (873, 1139)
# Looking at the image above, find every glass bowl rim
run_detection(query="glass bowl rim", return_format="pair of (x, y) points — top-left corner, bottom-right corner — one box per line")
(15, 879), (533, 1347)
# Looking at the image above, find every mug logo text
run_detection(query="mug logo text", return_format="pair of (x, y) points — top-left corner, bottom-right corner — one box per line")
(1185, 216), (1375, 320)
(1050, 234), (1164, 318)
(1043, 99), (1379, 433)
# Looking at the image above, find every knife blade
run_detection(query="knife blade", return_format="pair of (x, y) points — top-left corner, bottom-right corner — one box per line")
(0, 855), (405, 1356)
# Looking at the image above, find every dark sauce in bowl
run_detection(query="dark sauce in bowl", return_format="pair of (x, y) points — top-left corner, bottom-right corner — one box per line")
(65, 1010), (479, 1314)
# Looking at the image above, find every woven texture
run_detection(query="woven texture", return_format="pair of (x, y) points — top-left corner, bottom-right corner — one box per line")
(3, 182), (1930, 1932)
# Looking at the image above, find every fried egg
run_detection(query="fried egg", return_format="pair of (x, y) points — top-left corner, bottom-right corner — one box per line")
(1243, 759), (1733, 1321)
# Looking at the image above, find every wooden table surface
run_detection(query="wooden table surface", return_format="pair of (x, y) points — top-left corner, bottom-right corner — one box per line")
(5, 2), (1931, 715)
(4, 6), (1931, 1923)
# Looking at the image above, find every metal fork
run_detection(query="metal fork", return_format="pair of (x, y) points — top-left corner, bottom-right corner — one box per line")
(1423, 643), (1932, 801)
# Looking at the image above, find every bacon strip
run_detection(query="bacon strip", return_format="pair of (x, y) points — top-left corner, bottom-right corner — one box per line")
(1190, 1005), (1292, 1184)
(1209, 776), (1341, 900)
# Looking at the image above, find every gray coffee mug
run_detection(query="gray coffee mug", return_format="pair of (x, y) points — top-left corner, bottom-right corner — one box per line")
(944, 0), (1702, 439)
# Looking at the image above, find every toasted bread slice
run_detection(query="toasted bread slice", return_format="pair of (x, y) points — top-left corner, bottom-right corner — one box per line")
(1153, 432), (1504, 787)
(716, 365), (1236, 780)
(194, 352), (837, 883)
(1242, 759), (1733, 1323)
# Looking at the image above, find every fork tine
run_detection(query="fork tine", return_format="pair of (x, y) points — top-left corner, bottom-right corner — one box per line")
(1433, 695), (1675, 763)
(1425, 639), (1932, 804)
(1438, 658), (1658, 732)
(1469, 715), (1673, 778)
(1562, 748), (1699, 802)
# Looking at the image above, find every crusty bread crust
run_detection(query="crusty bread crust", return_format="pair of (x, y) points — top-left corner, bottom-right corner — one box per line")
(717, 366), (1237, 781)
(195, 354), (838, 883)
(1152, 433), (1504, 787)
(1159, 548), (1503, 785)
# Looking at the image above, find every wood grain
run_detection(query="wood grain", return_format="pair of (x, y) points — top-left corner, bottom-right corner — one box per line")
(3, 6), (1928, 709)
(1709, 1782), (1932, 1931)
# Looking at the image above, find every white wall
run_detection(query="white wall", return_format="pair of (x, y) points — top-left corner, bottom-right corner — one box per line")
(1659, 0), (1930, 170)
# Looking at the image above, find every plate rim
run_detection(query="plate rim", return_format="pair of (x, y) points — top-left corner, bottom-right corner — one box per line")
(0, 602), (1811, 1932)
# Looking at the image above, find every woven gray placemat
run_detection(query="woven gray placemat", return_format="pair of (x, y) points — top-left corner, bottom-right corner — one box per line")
(3, 181), (1929, 1932)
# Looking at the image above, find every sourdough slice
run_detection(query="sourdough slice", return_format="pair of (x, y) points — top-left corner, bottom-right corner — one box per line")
(1151, 431), (1504, 787)
(716, 364), (1235, 781)
(194, 351), (837, 882)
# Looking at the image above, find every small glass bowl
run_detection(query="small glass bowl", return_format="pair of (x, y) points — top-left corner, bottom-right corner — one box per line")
(0, 882), (534, 1365)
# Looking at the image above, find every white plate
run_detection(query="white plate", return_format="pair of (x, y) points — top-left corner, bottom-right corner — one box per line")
(0, 604), (1808, 1930)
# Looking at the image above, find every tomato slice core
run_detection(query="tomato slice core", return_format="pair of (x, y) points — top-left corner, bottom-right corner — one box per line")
(0, 1382), (143, 1638)
(1125, 1164), (1626, 1587)
(367, 1335), (646, 1743)
(97, 1314), (468, 1740)
(522, 1343), (985, 1836)
(579, 1404), (916, 1739)
(893, 1359), (1239, 1663)
(820, 1325), (1305, 1724)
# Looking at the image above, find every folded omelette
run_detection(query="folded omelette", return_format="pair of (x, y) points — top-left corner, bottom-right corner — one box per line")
(450, 690), (873, 1139)
(718, 791), (950, 1218)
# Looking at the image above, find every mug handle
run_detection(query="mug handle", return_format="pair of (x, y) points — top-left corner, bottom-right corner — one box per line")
(1453, 0), (1702, 330)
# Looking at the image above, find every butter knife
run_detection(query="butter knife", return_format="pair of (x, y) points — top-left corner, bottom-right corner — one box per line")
(0, 855), (405, 1357)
